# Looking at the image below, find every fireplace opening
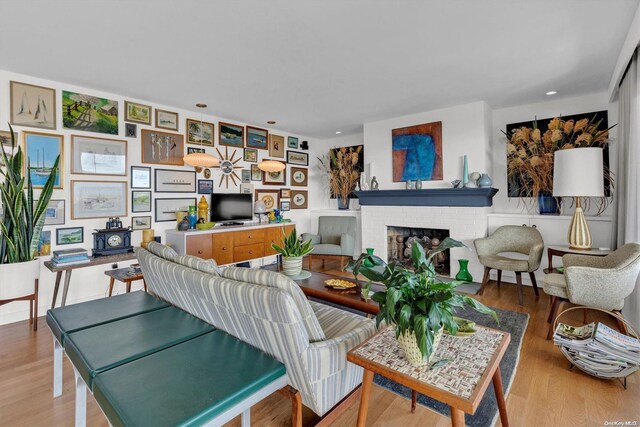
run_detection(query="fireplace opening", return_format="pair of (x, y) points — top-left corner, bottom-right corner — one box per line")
(387, 226), (451, 276)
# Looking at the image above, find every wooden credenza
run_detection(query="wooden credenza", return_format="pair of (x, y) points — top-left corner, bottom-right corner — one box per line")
(165, 223), (295, 265)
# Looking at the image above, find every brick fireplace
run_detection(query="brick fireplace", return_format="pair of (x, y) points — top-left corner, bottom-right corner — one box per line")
(387, 226), (451, 276)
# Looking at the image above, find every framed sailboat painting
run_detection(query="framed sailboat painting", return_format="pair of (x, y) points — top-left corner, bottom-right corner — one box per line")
(10, 81), (57, 130)
(23, 131), (64, 189)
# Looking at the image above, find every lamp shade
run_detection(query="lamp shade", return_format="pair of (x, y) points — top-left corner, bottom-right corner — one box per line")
(552, 148), (604, 197)
(183, 152), (220, 168)
(257, 160), (285, 172)
(254, 200), (267, 214)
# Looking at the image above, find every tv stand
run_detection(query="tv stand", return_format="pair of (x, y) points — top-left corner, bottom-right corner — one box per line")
(165, 222), (295, 265)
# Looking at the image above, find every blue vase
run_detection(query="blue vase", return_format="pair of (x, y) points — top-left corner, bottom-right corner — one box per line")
(462, 155), (469, 187)
(338, 198), (350, 210)
(538, 193), (560, 215)
(477, 173), (492, 188)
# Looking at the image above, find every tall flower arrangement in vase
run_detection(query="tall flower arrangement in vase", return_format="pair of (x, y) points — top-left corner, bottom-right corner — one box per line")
(504, 115), (615, 213)
(317, 146), (362, 209)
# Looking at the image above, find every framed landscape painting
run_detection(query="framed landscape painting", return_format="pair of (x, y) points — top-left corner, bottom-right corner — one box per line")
(141, 129), (184, 166)
(44, 199), (65, 225)
(244, 148), (258, 162)
(187, 119), (214, 146)
(156, 109), (179, 131)
(198, 179), (213, 194)
(71, 180), (127, 219)
(70, 135), (127, 176)
(0, 130), (15, 146)
(132, 190), (152, 212)
(219, 122), (244, 147)
(392, 121), (443, 182)
(10, 81), (56, 130)
(62, 90), (118, 135)
(124, 101), (152, 125)
(56, 227), (84, 245)
(131, 216), (152, 230)
(246, 126), (268, 150)
(23, 131), (63, 189)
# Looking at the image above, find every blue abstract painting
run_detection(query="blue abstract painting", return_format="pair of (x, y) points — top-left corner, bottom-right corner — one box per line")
(392, 121), (442, 182)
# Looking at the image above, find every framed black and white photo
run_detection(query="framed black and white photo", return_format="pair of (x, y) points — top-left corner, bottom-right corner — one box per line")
(154, 169), (196, 193)
(132, 190), (152, 213)
(131, 166), (151, 189)
(287, 150), (309, 166)
(43, 199), (65, 225)
(56, 227), (84, 245)
(155, 198), (197, 222)
(198, 179), (213, 194)
(241, 169), (251, 183)
(125, 123), (137, 138)
(290, 167), (308, 186)
(280, 201), (291, 211)
(131, 216), (152, 230)
(71, 181), (127, 219)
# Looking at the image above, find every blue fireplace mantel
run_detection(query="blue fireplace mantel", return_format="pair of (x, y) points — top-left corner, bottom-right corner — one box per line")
(354, 188), (499, 207)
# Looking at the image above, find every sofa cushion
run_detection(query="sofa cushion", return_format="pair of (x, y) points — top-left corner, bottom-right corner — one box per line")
(309, 300), (373, 339)
(220, 267), (326, 342)
(175, 254), (222, 276)
(146, 241), (178, 261)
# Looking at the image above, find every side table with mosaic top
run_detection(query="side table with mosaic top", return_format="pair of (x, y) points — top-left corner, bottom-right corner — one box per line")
(347, 326), (511, 427)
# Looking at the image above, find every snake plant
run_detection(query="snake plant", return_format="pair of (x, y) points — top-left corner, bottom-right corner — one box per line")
(271, 228), (313, 258)
(0, 125), (60, 264)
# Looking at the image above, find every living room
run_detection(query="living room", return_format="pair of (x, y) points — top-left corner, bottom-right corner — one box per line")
(1, 1), (640, 426)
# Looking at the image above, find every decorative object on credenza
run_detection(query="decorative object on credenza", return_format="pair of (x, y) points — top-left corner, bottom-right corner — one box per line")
(271, 228), (313, 277)
(451, 179), (462, 188)
(455, 259), (473, 282)
(92, 227), (133, 257)
(392, 121), (443, 183)
(197, 196), (209, 222)
(62, 90), (118, 135)
(141, 229), (154, 248)
(348, 239), (497, 366)
(477, 173), (492, 188)
(254, 200), (267, 222)
(178, 217), (190, 231)
(188, 205), (198, 229)
(553, 147), (605, 250)
(505, 112), (614, 214)
(10, 81), (57, 130)
(141, 129), (185, 166)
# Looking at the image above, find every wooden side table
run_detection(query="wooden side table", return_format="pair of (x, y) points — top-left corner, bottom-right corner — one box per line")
(348, 326), (511, 427)
(544, 245), (609, 274)
(104, 267), (146, 296)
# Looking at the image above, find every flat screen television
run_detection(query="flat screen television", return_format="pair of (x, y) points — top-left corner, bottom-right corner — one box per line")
(210, 193), (253, 224)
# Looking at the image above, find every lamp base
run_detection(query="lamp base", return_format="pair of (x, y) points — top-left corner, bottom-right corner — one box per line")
(567, 206), (592, 250)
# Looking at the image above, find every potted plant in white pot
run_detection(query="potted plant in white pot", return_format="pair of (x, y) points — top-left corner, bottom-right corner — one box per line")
(271, 228), (313, 277)
(0, 126), (60, 302)
(349, 237), (498, 367)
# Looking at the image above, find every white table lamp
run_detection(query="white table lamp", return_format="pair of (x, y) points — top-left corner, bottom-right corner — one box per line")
(552, 147), (604, 250)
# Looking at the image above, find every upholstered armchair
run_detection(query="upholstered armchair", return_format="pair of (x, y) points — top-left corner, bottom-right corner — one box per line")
(302, 216), (356, 270)
(474, 225), (545, 305)
(544, 243), (640, 339)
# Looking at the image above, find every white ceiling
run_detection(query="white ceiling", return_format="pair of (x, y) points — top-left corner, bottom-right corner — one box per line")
(1, 0), (637, 138)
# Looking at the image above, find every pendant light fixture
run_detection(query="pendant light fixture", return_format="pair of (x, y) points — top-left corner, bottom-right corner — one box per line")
(183, 103), (220, 169)
(257, 159), (286, 172)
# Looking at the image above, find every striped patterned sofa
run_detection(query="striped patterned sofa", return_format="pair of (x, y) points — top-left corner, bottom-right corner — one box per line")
(137, 242), (376, 417)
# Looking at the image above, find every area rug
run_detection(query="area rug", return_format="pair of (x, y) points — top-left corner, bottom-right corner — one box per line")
(373, 306), (528, 427)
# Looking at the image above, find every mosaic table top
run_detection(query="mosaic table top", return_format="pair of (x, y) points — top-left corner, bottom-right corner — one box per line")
(350, 326), (508, 400)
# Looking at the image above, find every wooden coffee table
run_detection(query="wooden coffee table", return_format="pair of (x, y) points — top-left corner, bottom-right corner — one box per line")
(263, 264), (381, 315)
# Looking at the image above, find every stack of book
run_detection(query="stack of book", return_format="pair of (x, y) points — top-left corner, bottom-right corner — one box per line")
(553, 321), (640, 379)
(51, 248), (91, 266)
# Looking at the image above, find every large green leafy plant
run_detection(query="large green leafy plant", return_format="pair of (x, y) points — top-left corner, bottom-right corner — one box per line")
(349, 237), (498, 359)
(271, 228), (313, 257)
(0, 125), (60, 264)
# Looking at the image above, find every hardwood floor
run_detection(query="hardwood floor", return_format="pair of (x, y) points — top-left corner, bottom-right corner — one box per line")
(0, 260), (638, 427)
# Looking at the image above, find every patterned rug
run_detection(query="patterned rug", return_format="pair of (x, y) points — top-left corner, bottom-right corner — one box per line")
(373, 306), (528, 427)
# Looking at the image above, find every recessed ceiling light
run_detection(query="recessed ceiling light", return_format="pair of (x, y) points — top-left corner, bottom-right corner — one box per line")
(267, 120), (276, 125)
(546, 91), (557, 96)
(335, 131), (342, 134)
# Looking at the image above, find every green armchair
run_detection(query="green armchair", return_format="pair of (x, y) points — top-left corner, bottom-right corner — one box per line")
(302, 216), (356, 270)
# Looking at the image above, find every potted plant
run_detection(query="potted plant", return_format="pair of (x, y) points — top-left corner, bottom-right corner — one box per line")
(271, 228), (313, 277)
(317, 146), (362, 210)
(504, 115), (615, 214)
(0, 125), (60, 300)
(349, 238), (498, 367)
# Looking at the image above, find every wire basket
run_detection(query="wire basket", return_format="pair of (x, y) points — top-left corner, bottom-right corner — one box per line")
(553, 306), (640, 383)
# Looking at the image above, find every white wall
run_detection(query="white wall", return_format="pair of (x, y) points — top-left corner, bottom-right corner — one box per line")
(0, 69), (315, 326)
(491, 92), (618, 216)
(363, 101), (492, 189)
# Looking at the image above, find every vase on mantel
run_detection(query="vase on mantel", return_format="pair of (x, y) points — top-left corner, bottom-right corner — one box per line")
(338, 197), (350, 210)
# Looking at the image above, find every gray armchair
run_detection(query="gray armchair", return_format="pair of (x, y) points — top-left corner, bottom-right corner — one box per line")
(302, 216), (356, 271)
(474, 225), (544, 305)
(543, 243), (640, 339)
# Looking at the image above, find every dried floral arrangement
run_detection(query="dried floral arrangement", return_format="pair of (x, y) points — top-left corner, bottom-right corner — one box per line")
(317, 145), (363, 207)
(504, 115), (615, 214)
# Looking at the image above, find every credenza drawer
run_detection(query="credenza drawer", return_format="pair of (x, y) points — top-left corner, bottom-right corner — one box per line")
(234, 229), (265, 246)
(186, 234), (213, 259)
(212, 232), (234, 265)
(233, 243), (264, 262)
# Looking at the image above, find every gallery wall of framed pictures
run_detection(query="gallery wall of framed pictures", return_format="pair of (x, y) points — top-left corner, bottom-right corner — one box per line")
(1, 71), (312, 260)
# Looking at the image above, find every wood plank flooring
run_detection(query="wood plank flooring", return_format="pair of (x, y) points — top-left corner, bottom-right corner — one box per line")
(0, 260), (638, 426)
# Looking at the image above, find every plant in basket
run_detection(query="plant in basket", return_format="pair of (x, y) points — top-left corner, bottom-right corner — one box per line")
(348, 237), (498, 367)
